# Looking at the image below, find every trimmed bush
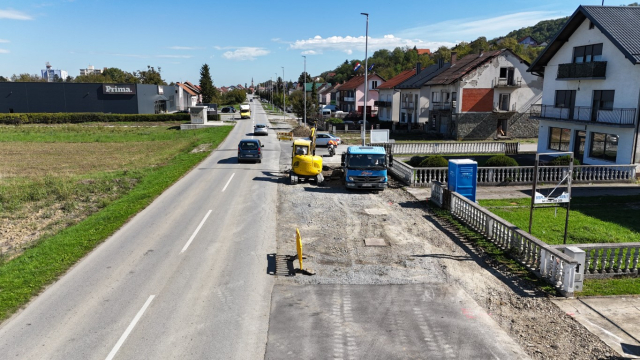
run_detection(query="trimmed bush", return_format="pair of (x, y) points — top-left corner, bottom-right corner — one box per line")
(419, 155), (449, 167)
(408, 156), (427, 167)
(549, 155), (580, 166)
(485, 155), (519, 167)
(326, 117), (343, 124)
(0, 113), (191, 125)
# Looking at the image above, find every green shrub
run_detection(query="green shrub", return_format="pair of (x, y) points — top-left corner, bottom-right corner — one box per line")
(485, 155), (519, 167)
(549, 155), (580, 166)
(326, 117), (343, 124)
(0, 113), (190, 125)
(408, 156), (427, 167)
(419, 155), (449, 167)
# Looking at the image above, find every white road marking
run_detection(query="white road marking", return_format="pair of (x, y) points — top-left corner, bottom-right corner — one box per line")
(222, 173), (235, 192)
(180, 210), (212, 253)
(105, 295), (155, 360)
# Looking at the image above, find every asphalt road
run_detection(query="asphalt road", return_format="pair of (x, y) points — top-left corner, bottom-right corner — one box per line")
(0, 99), (278, 359)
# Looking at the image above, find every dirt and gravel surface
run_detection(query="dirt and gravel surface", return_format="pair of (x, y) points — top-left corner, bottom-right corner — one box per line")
(272, 123), (620, 359)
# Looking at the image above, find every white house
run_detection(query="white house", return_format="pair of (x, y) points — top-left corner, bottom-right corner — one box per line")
(395, 61), (450, 125)
(375, 69), (417, 122)
(528, 5), (640, 165)
(425, 49), (542, 139)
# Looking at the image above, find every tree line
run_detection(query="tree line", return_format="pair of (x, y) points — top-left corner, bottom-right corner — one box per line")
(0, 65), (167, 85)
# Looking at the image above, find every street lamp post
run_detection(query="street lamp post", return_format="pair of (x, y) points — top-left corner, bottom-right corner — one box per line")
(361, 12), (369, 146)
(275, 73), (279, 113)
(303, 55), (307, 126)
(282, 67), (285, 123)
(270, 77), (273, 109)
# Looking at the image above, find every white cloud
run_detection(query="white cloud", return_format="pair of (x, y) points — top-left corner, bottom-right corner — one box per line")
(0, 39), (9, 43)
(301, 50), (318, 55)
(289, 34), (454, 55)
(0, 49), (9, 54)
(168, 46), (203, 50)
(398, 11), (565, 41)
(157, 55), (192, 59)
(222, 47), (270, 61)
(0, 9), (33, 20)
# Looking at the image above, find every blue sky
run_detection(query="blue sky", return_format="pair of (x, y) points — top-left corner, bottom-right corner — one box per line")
(1, 0), (603, 87)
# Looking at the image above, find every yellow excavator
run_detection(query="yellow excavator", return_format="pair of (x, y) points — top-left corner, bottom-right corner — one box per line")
(289, 124), (323, 185)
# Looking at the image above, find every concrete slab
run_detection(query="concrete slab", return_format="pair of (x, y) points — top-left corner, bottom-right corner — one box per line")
(364, 238), (387, 247)
(552, 297), (640, 358)
(266, 284), (530, 359)
(180, 122), (233, 130)
(364, 208), (388, 215)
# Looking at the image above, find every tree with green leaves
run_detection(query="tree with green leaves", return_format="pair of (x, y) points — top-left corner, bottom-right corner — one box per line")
(0, 76), (7, 82)
(298, 71), (312, 86)
(199, 64), (215, 103)
(136, 66), (166, 85)
(309, 80), (319, 117)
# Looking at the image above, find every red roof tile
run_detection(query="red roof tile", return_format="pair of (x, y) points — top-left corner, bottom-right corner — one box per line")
(417, 49), (431, 55)
(177, 82), (197, 96)
(426, 50), (504, 85)
(376, 69), (416, 89)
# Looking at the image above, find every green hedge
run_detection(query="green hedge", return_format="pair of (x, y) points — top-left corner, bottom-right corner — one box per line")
(0, 113), (191, 125)
(485, 155), (519, 167)
(420, 155), (449, 167)
(549, 155), (580, 166)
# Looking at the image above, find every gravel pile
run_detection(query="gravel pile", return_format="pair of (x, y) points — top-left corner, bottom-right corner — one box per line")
(275, 173), (620, 359)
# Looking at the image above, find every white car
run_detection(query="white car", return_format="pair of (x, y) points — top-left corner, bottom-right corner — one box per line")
(309, 133), (341, 146)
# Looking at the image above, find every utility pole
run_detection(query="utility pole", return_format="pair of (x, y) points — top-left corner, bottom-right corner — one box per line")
(361, 12), (369, 146)
(303, 55), (307, 126)
(282, 67), (285, 123)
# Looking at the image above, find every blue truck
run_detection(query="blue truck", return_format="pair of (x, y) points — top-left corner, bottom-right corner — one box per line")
(341, 146), (393, 190)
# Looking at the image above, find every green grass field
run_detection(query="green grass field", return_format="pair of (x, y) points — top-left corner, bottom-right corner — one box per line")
(0, 123), (232, 320)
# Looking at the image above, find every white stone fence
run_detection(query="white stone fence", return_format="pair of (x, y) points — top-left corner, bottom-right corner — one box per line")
(373, 142), (519, 155)
(430, 181), (578, 297)
(552, 244), (639, 278)
(391, 162), (637, 187)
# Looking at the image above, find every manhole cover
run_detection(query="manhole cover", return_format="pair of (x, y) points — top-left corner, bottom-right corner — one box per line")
(364, 238), (387, 246)
(364, 208), (388, 215)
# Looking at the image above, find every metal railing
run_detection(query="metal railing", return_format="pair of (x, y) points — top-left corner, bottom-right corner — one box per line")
(375, 100), (391, 107)
(431, 182), (577, 297)
(557, 61), (607, 79)
(553, 244), (639, 278)
(342, 97), (355, 102)
(432, 101), (453, 111)
(531, 104), (636, 126)
(391, 163), (636, 187)
(494, 77), (522, 87)
(401, 102), (414, 109)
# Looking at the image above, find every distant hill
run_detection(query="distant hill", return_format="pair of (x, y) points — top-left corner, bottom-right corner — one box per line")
(498, 17), (569, 44)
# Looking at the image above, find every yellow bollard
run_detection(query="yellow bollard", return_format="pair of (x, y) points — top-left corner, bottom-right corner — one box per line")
(296, 228), (303, 271)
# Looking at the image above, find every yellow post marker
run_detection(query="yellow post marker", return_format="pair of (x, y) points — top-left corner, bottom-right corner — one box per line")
(295, 228), (303, 271)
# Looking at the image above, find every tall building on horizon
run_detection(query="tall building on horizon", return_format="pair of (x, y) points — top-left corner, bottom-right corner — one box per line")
(41, 62), (68, 82)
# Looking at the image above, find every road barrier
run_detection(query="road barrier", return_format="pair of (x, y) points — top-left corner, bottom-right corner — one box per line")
(277, 131), (293, 141)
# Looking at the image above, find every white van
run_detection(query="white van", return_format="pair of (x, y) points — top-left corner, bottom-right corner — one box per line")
(321, 108), (332, 117)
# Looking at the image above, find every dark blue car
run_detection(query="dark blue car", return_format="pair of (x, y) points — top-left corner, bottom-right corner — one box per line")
(237, 139), (263, 163)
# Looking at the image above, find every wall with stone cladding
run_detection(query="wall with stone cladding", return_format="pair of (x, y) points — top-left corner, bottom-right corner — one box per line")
(454, 112), (539, 140)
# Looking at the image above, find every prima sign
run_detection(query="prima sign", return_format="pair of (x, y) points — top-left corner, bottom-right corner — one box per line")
(102, 84), (136, 95)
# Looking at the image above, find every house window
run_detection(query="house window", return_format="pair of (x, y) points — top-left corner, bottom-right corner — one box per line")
(589, 21), (595, 30)
(549, 127), (571, 151)
(593, 90), (614, 110)
(555, 90), (575, 108)
(499, 94), (510, 111)
(431, 114), (437, 129)
(432, 92), (441, 102)
(370, 80), (378, 90)
(590, 132), (618, 162)
(573, 44), (603, 63)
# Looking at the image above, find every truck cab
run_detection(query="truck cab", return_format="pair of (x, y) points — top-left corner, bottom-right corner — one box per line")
(240, 104), (251, 119)
(341, 146), (392, 190)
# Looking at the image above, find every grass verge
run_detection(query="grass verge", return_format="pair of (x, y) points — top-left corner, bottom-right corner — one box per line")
(0, 126), (232, 321)
(580, 277), (640, 296)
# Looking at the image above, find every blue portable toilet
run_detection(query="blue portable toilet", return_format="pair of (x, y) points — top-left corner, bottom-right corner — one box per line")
(448, 159), (478, 202)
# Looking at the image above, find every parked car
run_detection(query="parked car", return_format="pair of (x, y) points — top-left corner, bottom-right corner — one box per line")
(221, 107), (236, 113)
(310, 133), (341, 146)
(250, 99), (253, 102)
(237, 139), (263, 163)
(254, 123), (269, 136)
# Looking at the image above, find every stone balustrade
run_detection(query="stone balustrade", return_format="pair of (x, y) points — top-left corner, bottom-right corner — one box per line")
(376, 142), (514, 155)
(553, 244), (639, 278)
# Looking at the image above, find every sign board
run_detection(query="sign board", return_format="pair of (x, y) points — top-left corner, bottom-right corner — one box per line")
(102, 84), (136, 95)
(370, 129), (390, 143)
(534, 191), (570, 204)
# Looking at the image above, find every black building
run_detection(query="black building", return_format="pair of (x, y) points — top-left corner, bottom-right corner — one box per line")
(0, 83), (177, 114)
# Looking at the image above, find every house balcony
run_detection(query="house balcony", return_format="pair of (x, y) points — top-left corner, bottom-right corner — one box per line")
(494, 78), (522, 87)
(530, 104), (635, 127)
(375, 100), (391, 107)
(556, 61), (607, 80)
(432, 101), (455, 111)
(401, 102), (414, 109)
(343, 97), (355, 102)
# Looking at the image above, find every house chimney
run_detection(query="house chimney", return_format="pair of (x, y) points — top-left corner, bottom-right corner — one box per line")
(451, 52), (457, 65)
(438, 58), (444, 69)
(416, 62), (422, 74)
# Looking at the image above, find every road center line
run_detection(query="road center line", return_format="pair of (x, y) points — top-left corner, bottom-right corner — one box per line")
(180, 210), (212, 253)
(222, 173), (235, 192)
(105, 295), (155, 360)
